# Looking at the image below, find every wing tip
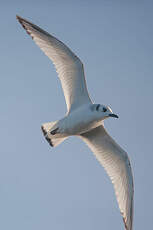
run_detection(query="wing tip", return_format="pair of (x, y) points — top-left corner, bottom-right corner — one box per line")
(16, 15), (34, 38)
(121, 212), (133, 230)
(16, 15), (21, 20)
(16, 15), (25, 25)
(123, 217), (128, 230)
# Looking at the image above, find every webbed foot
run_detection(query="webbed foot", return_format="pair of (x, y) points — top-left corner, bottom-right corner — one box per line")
(50, 127), (59, 135)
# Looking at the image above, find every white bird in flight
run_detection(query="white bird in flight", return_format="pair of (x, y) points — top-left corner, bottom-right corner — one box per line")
(17, 15), (134, 230)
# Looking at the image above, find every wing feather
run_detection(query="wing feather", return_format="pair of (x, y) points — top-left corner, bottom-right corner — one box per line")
(80, 126), (134, 230)
(16, 15), (91, 112)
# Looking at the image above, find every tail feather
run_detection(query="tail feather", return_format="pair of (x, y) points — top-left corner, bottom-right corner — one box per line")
(41, 121), (67, 147)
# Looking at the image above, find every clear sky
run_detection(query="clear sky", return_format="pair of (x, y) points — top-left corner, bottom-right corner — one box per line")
(1, 1), (153, 229)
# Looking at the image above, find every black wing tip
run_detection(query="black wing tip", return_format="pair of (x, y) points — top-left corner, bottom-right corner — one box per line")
(122, 216), (133, 230)
(16, 14), (50, 35)
(16, 15), (26, 25)
(41, 126), (54, 147)
(16, 15), (27, 29)
(16, 15), (34, 38)
(123, 217), (128, 230)
(16, 15), (29, 23)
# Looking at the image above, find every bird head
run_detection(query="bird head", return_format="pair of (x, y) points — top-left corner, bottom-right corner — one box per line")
(91, 104), (118, 120)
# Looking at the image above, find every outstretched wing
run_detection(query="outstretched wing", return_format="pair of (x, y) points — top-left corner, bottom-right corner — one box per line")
(80, 126), (134, 230)
(16, 15), (91, 113)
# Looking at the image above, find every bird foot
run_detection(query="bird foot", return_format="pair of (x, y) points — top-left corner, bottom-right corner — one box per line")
(50, 128), (59, 135)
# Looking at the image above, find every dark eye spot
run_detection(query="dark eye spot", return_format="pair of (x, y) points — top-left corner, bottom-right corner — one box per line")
(103, 107), (107, 112)
(96, 104), (100, 111)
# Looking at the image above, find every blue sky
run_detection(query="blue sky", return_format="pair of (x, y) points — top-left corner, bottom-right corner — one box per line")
(1, 1), (153, 229)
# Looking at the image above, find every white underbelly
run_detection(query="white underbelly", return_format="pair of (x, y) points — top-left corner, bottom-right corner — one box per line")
(60, 109), (101, 136)
(66, 121), (100, 135)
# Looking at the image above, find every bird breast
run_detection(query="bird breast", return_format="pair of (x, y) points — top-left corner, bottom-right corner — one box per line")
(61, 105), (101, 135)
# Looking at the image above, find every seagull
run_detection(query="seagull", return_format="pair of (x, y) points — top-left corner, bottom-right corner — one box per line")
(16, 15), (134, 230)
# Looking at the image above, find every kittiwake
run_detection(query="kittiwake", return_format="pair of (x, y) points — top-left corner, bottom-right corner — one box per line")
(16, 15), (134, 230)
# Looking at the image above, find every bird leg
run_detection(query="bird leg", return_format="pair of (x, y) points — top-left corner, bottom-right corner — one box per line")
(50, 127), (59, 135)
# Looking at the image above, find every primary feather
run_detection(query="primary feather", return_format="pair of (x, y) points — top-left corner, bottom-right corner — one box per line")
(16, 15), (91, 113)
(81, 126), (134, 230)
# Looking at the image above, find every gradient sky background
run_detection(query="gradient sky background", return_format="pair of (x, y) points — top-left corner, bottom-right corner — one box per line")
(1, 1), (153, 229)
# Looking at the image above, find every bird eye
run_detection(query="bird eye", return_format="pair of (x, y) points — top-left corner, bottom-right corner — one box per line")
(103, 107), (107, 112)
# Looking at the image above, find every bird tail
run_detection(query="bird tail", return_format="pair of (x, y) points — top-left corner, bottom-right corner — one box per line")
(41, 121), (67, 147)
